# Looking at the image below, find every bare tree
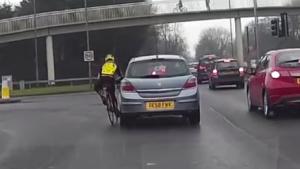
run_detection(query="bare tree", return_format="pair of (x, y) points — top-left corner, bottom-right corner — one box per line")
(195, 27), (231, 60)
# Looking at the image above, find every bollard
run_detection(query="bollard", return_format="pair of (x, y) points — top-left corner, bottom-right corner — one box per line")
(1, 80), (10, 100)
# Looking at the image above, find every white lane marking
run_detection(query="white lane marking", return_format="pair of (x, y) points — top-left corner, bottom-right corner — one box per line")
(146, 162), (157, 166)
(209, 106), (300, 168)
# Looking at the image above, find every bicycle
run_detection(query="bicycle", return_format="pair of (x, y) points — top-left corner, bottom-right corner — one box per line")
(102, 85), (118, 125)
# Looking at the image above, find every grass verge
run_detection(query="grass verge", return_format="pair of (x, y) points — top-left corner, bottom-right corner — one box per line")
(9, 84), (93, 97)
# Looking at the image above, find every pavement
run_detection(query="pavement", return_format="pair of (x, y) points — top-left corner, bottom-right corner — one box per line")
(0, 85), (300, 169)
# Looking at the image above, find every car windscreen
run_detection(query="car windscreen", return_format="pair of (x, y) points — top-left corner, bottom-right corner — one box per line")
(126, 59), (189, 78)
(277, 51), (300, 67)
(217, 61), (239, 69)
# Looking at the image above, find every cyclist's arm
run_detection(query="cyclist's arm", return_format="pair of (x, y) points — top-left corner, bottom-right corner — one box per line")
(116, 66), (123, 77)
(98, 66), (102, 79)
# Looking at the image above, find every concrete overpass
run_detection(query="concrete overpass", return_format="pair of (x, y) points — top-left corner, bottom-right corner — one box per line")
(1, 1), (299, 81)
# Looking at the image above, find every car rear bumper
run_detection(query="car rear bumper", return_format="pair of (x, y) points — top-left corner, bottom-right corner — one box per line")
(270, 94), (300, 107)
(211, 76), (244, 85)
(198, 72), (209, 81)
(119, 93), (199, 115)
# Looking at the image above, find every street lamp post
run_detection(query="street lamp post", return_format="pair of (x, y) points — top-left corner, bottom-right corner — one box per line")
(253, 0), (259, 58)
(84, 0), (92, 88)
(228, 0), (234, 58)
(33, 0), (39, 81)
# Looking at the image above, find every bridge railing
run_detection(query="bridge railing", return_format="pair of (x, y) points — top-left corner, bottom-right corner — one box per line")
(0, 0), (296, 35)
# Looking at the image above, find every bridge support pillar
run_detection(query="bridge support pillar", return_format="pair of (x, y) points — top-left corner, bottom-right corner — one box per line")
(46, 36), (55, 84)
(235, 17), (244, 65)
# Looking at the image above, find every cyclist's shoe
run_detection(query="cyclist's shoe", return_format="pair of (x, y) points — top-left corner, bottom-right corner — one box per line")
(102, 100), (107, 105)
(101, 96), (107, 105)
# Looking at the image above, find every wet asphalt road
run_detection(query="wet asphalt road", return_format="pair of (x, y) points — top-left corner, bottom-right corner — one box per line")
(1, 85), (300, 169)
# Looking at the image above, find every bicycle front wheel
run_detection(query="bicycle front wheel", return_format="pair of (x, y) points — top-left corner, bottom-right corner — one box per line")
(106, 94), (117, 125)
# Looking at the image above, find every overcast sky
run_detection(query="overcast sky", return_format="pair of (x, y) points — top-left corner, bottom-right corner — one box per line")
(1, 0), (291, 57)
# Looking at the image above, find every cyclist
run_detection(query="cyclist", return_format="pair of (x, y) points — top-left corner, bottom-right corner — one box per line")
(177, 0), (183, 10)
(206, 0), (210, 11)
(94, 54), (122, 106)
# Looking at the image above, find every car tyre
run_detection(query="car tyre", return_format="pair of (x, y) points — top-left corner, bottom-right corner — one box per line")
(189, 110), (200, 125)
(237, 82), (245, 89)
(247, 88), (257, 112)
(263, 91), (277, 119)
(120, 114), (129, 127)
(209, 81), (216, 90)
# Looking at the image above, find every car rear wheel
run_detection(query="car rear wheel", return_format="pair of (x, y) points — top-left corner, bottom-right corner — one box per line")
(247, 89), (257, 112)
(237, 82), (245, 89)
(263, 91), (277, 119)
(189, 110), (200, 125)
(209, 81), (216, 90)
(120, 114), (130, 127)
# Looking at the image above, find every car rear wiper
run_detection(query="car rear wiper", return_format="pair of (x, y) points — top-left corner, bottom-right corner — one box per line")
(279, 59), (300, 64)
(138, 75), (160, 78)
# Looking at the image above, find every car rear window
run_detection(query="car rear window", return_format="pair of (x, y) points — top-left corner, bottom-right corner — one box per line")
(217, 61), (238, 69)
(277, 51), (300, 67)
(126, 59), (189, 78)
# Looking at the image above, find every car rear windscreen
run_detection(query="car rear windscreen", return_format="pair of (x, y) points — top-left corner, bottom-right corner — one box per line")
(126, 59), (189, 78)
(217, 61), (238, 69)
(277, 51), (300, 67)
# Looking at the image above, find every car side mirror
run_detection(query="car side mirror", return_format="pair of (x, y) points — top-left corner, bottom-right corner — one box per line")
(249, 64), (257, 75)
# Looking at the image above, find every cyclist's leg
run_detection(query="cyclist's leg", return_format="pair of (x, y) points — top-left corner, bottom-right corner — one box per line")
(107, 80), (119, 116)
(99, 78), (108, 105)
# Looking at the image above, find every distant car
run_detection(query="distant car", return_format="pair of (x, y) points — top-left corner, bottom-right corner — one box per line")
(208, 58), (245, 89)
(118, 55), (200, 126)
(197, 55), (219, 84)
(188, 62), (198, 77)
(247, 49), (300, 118)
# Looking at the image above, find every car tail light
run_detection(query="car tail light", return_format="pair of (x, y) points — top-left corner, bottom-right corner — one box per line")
(271, 71), (281, 79)
(184, 77), (197, 89)
(212, 69), (218, 76)
(121, 81), (136, 92)
(199, 65), (206, 70)
(239, 67), (245, 76)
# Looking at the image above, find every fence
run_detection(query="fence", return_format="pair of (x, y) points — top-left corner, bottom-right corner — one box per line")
(0, 77), (97, 90)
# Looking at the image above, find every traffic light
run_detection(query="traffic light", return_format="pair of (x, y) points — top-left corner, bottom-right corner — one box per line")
(271, 19), (279, 36)
(280, 12), (289, 37)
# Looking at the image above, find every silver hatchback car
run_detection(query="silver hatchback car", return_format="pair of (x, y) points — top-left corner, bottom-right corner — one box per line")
(118, 55), (200, 126)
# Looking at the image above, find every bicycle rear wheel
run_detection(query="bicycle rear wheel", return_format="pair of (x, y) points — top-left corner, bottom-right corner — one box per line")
(106, 94), (117, 125)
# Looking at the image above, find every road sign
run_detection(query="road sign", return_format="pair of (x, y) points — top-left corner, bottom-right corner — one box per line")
(84, 50), (94, 62)
(2, 75), (13, 90)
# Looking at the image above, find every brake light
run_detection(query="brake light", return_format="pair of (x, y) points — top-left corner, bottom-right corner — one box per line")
(121, 81), (136, 92)
(199, 65), (206, 70)
(184, 77), (197, 89)
(212, 69), (218, 75)
(271, 71), (280, 79)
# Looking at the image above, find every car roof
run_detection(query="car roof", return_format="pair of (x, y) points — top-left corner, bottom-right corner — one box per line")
(188, 62), (198, 65)
(214, 58), (237, 62)
(130, 55), (186, 63)
(273, 48), (300, 54)
(199, 55), (218, 60)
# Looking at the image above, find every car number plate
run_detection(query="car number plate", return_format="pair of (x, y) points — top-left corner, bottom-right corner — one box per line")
(146, 101), (175, 111)
(297, 78), (300, 85)
(221, 71), (236, 75)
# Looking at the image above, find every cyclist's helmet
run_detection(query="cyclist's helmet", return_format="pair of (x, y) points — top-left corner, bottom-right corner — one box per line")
(105, 54), (115, 62)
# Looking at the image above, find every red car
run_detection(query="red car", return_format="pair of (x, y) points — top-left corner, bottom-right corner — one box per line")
(247, 49), (300, 118)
